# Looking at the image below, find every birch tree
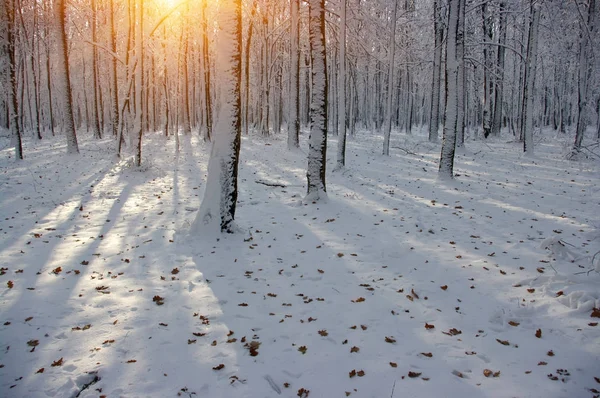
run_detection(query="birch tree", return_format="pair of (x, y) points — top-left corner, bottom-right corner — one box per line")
(191, 0), (242, 234)
(306, 0), (328, 201)
(429, 0), (443, 142)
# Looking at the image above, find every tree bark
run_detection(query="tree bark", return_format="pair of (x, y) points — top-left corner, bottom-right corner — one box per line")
(289, 0), (300, 149)
(56, 0), (79, 154)
(191, 0), (242, 234)
(336, 0), (347, 168)
(429, 0), (443, 142)
(306, 0), (328, 201)
(522, 1), (540, 155)
(383, 0), (398, 156)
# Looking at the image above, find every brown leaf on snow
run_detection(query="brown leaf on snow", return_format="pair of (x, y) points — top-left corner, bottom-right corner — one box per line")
(591, 308), (600, 318)
(171, 268), (179, 275)
(349, 369), (357, 378)
(153, 295), (165, 305)
(35, 368), (44, 374)
(443, 328), (462, 336)
(411, 289), (419, 299)
(350, 346), (359, 353)
(440, 285), (448, 291)
(52, 267), (62, 275)
(126, 359), (137, 363)
(556, 291), (564, 297)
(385, 336), (396, 343)
(589, 322), (598, 327)
(27, 339), (39, 347)
(318, 330), (328, 337)
(496, 339), (510, 346)
(527, 288), (535, 293)
(357, 370), (365, 377)
(51, 358), (63, 367)
(424, 323), (435, 330)
(508, 321), (520, 327)
(212, 364), (225, 370)
(408, 371), (422, 378)
(7, 281), (14, 289)
(547, 350), (554, 356)
(352, 297), (365, 303)
(360, 325), (368, 330)
(389, 362), (398, 367)
(535, 329), (542, 338)
(483, 369), (493, 377)
(337, 253), (344, 258)
(420, 352), (433, 358)
(538, 361), (547, 366)
(298, 346), (307, 354)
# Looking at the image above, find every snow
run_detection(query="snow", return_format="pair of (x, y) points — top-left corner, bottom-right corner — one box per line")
(1, 128), (599, 398)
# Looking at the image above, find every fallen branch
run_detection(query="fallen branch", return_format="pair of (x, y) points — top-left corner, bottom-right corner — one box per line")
(255, 180), (286, 188)
(391, 146), (418, 156)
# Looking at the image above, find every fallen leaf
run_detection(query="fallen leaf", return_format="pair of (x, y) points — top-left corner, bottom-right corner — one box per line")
(350, 346), (359, 353)
(527, 288), (535, 293)
(349, 369), (356, 378)
(35, 368), (44, 374)
(424, 323), (435, 330)
(51, 358), (63, 367)
(153, 295), (165, 305)
(538, 361), (547, 366)
(420, 352), (433, 358)
(126, 359), (136, 363)
(389, 362), (397, 368)
(440, 285), (448, 290)
(411, 289), (419, 299)
(508, 321), (520, 327)
(385, 336), (396, 343)
(591, 308), (600, 318)
(547, 350), (554, 356)
(212, 364), (225, 370)
(298, 346), (307, 354)
(52, 267), (62, 275)
(337, 253), (344, 258)
(408, 371), (421, 378)
(318, 330), (328, 337)
(496, 339), (510, 346)
(483, 369), (493, 377)
(171, 268), (179, 275)
(535, 329), (542, 338)
(352, 297), (365, 303)
(7, 281), (14, 289)
(357, 370), (365, 377)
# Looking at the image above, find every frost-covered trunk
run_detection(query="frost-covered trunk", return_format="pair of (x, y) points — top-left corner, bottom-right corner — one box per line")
(522, 2), (540, 155)
(439, 0), (461, 179)
(336, 0), (347, 168)
(481, 2), (494, 138)
(134, 0), (144, 167)
(382, 0), (398, 156)
(306, 0), (328, 201)
(201, 0), (213, 141)
(109, 0), (119, 138)
(191, 0), (242, 234)
(455, 0), (466, 149)
(288, 0), (300, 149)
(91, 0), (102, 139)
(571, 0), (596, 157)
(3, 0), (23, 159)
(491, 1), (507, 137)
(56, 0), (79, 154)
(429, 0), (443, 142)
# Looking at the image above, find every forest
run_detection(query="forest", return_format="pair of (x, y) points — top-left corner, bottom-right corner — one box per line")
(1, 0), (600, 397)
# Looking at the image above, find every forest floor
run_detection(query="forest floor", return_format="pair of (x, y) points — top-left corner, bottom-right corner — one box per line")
(1, 127), (599, 398)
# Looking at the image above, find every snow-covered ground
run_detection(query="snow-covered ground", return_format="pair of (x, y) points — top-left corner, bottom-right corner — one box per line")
(1, 128), (599, 398)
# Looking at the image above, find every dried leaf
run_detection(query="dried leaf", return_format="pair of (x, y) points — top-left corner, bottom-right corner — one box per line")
(535, 329), (542, 338)
(7, 281), (14, 289)
(496, 339), (510, 346)
(420, 352), (433, 358)
(35, 368), (44, 374)
(126, 359), (137, 363)
(51, 358), (63, 367)
(153, 295), (165, 305)
(547, 350), (554, 356)
(349, 369), (356, 378)
(411, 289), (419, 299)
(408, 371), (421, 378)
(357, 370), (365, 377)
(212, 364), (225, 370)
(298, 346), (307, 354)
(352, 297), (365, 303)
(350, 346), (359, 353)
(591, 308), (600, 318)
(171, 268), (179, 275)
(527, 288), (535, 293)
(52, 267), (62, 275)
(337, 253), (344, 258)
(389, 362), (398, 368)
(424, 323), (435, 330)
(385, 336), (396, 343)
(440, 285), (448, 291)
(483, 369), (493, 377)
(318, 330), (328, 337)
(508, 321), (520, 327)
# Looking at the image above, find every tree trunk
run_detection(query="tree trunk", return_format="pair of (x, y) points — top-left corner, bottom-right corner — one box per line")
(429, 0), (443, 142)
(56, 0), (79, 154)
(3, 0), (23, 159)
(289, 0), (300, 149)
(481, 1), (494, 138)
(336, 0), (347, 168)
(191, 0), (242, 234)
(522, 1), (540, 155)
(571, 0), (596, 157)
(306, 0), (328, 201)
(439, 0), (461, 179)
(491, 1), (506, 137)
(110, 0), (119, 137)
(455, 0), (466, 149)
(91, 0), (102, 139)
(383, 0), (398, 156)
(201, 0), (212, 141)
(134, 0), (144, 166)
